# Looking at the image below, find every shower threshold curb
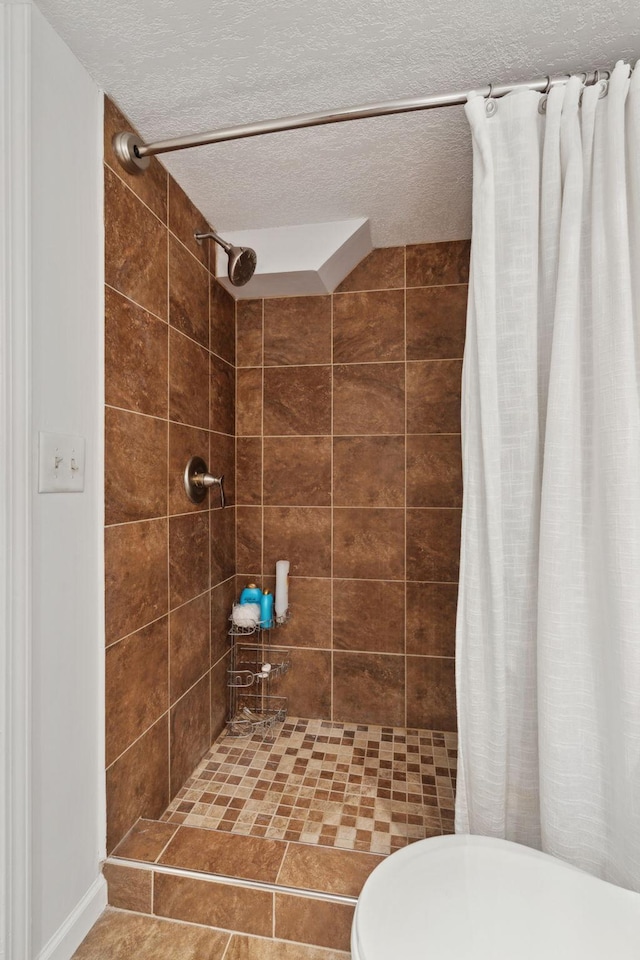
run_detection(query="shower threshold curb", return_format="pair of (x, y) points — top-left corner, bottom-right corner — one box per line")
(104, 856), (359, 905)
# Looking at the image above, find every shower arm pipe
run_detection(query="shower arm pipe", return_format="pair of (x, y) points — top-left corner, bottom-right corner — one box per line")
(195, 229), (232, 252)
(113, 69), (609, 173)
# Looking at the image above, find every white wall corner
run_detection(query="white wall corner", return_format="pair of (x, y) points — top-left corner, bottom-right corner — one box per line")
(0, 6), (33, 960)
(0, 5), (105, 960)
(29, 2), (105, 951)
(214, 218), (373, 299)
(317, 218), (372, 291)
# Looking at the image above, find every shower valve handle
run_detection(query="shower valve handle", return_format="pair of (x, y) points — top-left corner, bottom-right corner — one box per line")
(195, 472), (225, 508)
(184, 456), (225, 507)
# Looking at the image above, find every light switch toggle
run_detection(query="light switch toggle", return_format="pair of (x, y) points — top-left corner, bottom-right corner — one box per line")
(38, 432), (86, 493)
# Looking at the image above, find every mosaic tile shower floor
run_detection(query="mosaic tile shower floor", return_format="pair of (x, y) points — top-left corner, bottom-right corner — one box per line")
(162, 718), (457, 855)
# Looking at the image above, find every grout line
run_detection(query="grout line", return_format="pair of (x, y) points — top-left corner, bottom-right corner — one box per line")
(105, 904), (358, 956)
(107, 857), (359, 905)
(153, 824), (181, 864)
(333, 280), (468, 295)
(260, 298), (265, 585)
(260, 299), (266, 725)
(235, 505), (461, 511)
(274, 841), (290, 886)
(405, 281), (468, 290)
(229, 279), (468, 302)
(169, 317), (206, 359)
(106, 502), (460, 533)
(240, 432), (460, 439)
(104, 506), (219, 529)
(210, 347), (236, 371)
(232, 295), (238, 731)
(104, 405), (170, 427)
(106, 156), (219, 282)
(212, 646), (232, 671)
(220, 933), (233, 960)
(168, 321), (232, 368)
(104, 401), (234, 437)
(403, 243), (408, 729)
(106, 711), (168, 773)
(104, 282), (168, 326)
(167, 229), (211, 291)
(106, 663), (214, 774)
(238, 357), (463, 370)
(239, 431), (461, 438)
(208, 264), (213, 744)
(106, 610), (169, 652)
(234, 573), (459, 586)
(104, 159), (168, 230)
(106, 274), (235, 370)
(98, 905), (256, 944)
(330, 292), (335, 722)
(255, 645), (454, 658)
(166, 211), (172, 804)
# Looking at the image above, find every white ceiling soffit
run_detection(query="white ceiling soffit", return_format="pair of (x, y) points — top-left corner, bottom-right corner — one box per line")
(215, 218), (372, 299)
(35, 0), (639, 247)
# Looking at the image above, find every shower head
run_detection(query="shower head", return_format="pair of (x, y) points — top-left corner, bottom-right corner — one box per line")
(227, 245), (258, 287)
(195, 230), (257, 287)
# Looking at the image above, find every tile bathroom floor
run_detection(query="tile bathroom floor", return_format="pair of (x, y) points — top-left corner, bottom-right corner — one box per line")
(161, 717), (457, 855)
(72, 909), (350, 960)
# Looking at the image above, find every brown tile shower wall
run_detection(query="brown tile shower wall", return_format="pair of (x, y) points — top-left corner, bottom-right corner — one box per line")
(103, 97), (236, 852)
(236, 242), (468, 731)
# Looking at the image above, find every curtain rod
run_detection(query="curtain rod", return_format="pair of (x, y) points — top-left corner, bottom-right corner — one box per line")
(113, 68), (610, 174)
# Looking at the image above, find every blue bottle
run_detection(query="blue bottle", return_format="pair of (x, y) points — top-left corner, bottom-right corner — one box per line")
(240, 583), (262, 604)
(260, 590), (274, 629)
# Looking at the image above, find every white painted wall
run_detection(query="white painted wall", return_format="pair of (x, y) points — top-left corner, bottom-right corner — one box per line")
(29, 5), (105, 958)
(215, 218), (372, 299)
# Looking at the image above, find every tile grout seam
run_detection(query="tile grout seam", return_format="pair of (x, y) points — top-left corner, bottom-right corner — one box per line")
(403, 244), (409, 729)
(165, 198), (172, 805)
(330, 291), (335, 722)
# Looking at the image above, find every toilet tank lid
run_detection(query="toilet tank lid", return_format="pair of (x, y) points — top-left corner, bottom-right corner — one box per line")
(353, 834), (640, 960)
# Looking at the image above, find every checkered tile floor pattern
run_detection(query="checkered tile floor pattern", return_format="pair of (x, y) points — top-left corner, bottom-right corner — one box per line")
(161, 718), (457, 855)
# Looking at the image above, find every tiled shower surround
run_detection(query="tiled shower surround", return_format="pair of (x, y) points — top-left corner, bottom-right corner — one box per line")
(103, 96), (466, 857)
(236, 242), (467, 729)
(103, 97), (237, 852)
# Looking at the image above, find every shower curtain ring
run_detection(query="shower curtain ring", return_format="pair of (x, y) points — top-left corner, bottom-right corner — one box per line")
(485, 83), (497, 116)
(591, 70), (609, 98)
(594, 70), (609, 98)
(538, 76), (552, 114)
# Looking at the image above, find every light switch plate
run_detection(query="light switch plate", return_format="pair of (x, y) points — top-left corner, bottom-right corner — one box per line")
(38, 432), (86, 493)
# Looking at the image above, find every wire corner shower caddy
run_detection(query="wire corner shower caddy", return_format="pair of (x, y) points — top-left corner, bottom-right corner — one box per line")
(226, 609), (292, 739)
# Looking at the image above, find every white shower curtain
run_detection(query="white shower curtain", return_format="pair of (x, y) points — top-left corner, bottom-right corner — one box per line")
(455, 61), (640, 891)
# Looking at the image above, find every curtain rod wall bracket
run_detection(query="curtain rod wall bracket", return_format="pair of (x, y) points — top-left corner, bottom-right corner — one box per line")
(112, 131), (150, 173)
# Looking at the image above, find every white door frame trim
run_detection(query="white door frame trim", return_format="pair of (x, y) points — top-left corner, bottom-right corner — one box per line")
(0, 4), (33, 960)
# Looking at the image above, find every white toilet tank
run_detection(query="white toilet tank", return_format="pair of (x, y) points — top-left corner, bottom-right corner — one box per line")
(352, 834), (640, 960)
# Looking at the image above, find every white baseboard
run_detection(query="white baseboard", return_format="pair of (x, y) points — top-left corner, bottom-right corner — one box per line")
(36, 875), (107, 960)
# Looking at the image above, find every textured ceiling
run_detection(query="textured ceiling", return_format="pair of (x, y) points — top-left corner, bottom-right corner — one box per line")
(35, 0), (638, 245)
